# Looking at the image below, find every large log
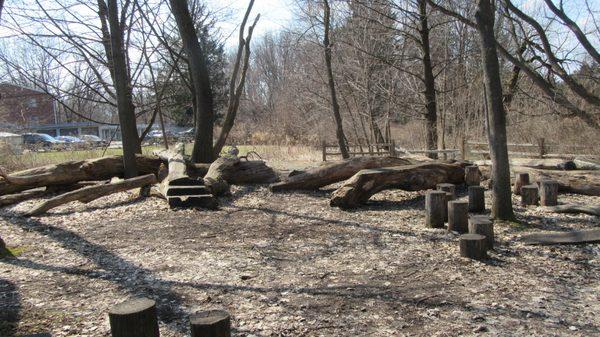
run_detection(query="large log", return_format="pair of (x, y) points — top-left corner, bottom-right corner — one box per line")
(26, 174), (157, 216)
(475, 158), (600, 170)
(0, 188), (47, 207)
(204, 157), (279, 196)
(542, 204), (600, 217)
(330, 162), (465, 209)
(523, 168), (600, 196)
(521, 229), (600, 245)
(270, 156), (412, 192)
(0, 155), (162, 195)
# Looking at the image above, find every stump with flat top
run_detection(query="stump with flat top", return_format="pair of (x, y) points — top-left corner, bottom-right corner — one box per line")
(448, 200), (469, 233)
(468, 186), (485, 212)
(425, 190), (447, 228)
(468, 217), (494, 250)
(190, 310), (231, 337)
(459, 234), (488, 260)
(521, 184), (539, 206)
(465, 165), (481, 186)
(437, 183), (456, 200)
(513, 172), (530, 195)
(443, 192), (453, 222)
(539, 180), (559, 206)
(108, 297), (159, 337)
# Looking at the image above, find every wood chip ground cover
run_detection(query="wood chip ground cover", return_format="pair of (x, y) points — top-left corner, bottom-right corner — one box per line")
(0, 181), (599, 336)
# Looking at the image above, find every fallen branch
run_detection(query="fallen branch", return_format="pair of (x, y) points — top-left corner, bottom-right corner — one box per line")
(521, 229), (600, 245)
(542, 204), (600, 216)
(0, 188), (47, 207)
(270, 156), (412, 192)
(26, 174), (157, 216)
(330, 162), (465, 209)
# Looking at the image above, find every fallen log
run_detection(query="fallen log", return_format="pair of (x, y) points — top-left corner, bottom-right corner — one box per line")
(204, 156), (279, 196)
(475, 158), (600, 170)
(270, 156), (412, 192)
(26, 174), (157, 216)
(542, 204), (600, 217)
(330, 162), (465, 209)
(519, 167), (600, 196)
(0, 188), (47, 207)
(521, 229), (600, 245)
(0, 155), (162, 195)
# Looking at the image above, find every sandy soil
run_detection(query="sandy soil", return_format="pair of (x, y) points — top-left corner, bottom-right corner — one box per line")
(0, 177), (599, 336)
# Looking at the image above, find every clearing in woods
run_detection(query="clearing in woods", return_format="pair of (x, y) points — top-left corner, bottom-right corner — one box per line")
(0, 162), (598, 336)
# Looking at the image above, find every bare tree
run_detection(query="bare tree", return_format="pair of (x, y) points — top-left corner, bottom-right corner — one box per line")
(323, 0), (350, 158)
(475, 0), (514, 220)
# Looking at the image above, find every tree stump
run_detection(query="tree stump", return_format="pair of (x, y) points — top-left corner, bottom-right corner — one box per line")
(448, 200), (469, 233)
(468, 186), (485, 212)
(443, 192), (453, 222)
(425, 190), (447, 228)
(468, 217), (494, 250)
(465, 165), (481, 186)
(539, 180), (559, 206)
(459, 234), (488, 260)
(513, 172), (530, 195)
(108, 297), (159, 337)
(437, 183), (456, 200)
(190, 310), (231, 337)
(521, 184), (539, 206)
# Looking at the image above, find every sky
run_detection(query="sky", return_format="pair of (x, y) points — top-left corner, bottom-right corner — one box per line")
(205, 0), (294, 48)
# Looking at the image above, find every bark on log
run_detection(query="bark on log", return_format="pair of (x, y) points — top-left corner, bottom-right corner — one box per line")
(330, 162), (465, 209)
(190, 310), (231, 337)
(26, 174), (157, 216)
(521, 184), (539, 206)
(513, 172), (530, 195)
(425, 190), (446, 228)
(468, 217), (494, 250)
(0, 188), (47, 207)
(539, 180), (559, 206)
(510, 167), (600, 196)
(204, 157), (279, 196)
(542, 204), (600, 217)
(468, 186), (485, 212)
(465, 165), (481, 186)
(448, 200), (469, 233)
(459, 234), (488, 260)
(108, 297), (159, 337)
(521, 229), (600, 245)
(0, 155), (162, 195)
(270, 156), (411, 192)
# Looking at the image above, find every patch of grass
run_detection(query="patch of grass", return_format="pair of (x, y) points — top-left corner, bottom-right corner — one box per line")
(0, 245), (27, 258)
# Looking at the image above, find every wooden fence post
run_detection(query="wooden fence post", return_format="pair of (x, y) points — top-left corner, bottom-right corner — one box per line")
(460, 136), (467, 160)
(321, 141), (327, 162)
(538, 138), (545, 159)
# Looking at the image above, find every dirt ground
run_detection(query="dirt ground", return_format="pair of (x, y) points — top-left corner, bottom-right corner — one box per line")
(0, 167), (599, 336)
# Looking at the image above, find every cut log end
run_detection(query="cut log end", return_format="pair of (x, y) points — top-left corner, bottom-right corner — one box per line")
(190, 310), (231, 337)
(108, 297), (159, 337)
(521, 184), (539, 206)
(459, 234), (488, 260)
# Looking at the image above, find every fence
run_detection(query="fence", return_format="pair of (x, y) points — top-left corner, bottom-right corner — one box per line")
(461, 137), (598, 160)
(321, 141), (397, 161)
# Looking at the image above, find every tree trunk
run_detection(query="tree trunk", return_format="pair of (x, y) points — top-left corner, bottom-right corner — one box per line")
(475, 0), (515, 220)
(330, 162), (465, 209)
(170, 0), (215, 163)
(323, 0), (349, 159)
(270, 156), (411, 192)
(26, 174), (157, 216)
(418, 0), (438, 159)
(106, 0), (142, 178)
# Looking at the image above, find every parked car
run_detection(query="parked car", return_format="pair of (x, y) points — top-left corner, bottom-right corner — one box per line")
(22, 133), (65, 150)
(177, 128), (194, 140)
(56, 136), (84, 143)
(79, 134), (107, 147)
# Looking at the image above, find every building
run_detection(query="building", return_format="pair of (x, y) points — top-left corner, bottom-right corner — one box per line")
(0, 83), (57, 130)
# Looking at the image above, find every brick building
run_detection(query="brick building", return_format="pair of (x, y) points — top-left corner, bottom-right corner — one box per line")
(0, 83), (56, 130)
